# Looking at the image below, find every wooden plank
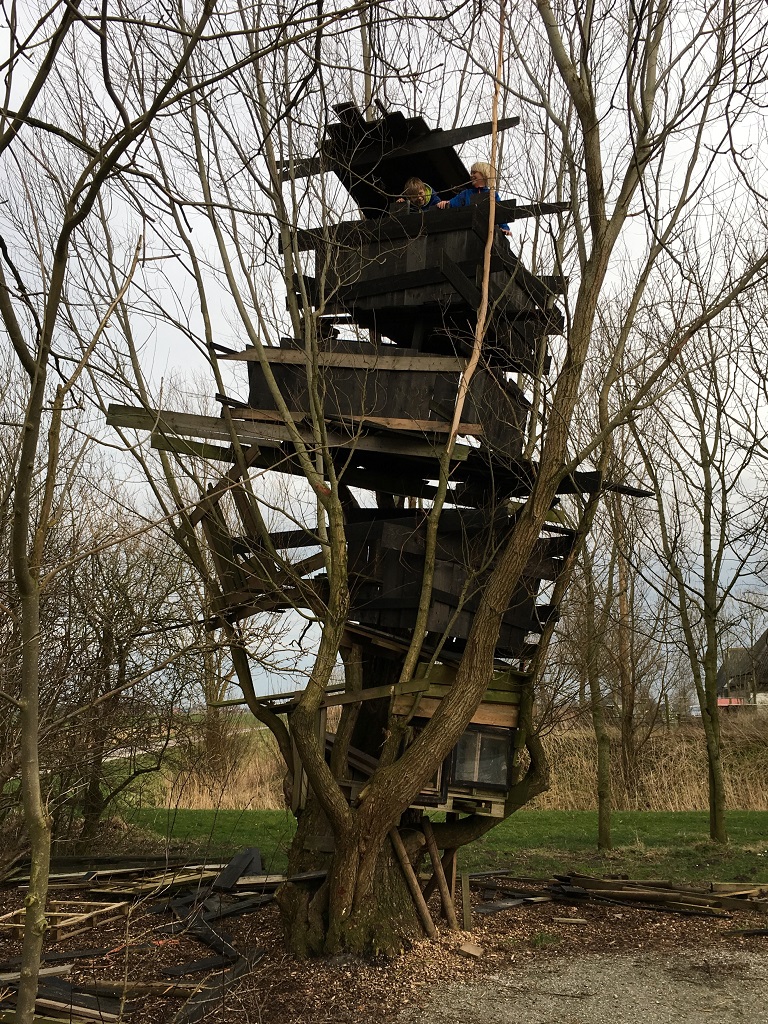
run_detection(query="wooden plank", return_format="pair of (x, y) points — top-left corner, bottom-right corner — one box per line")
(329, 116), (521, 171)
(391, 695), (519, 727)
(314, 678), (427, 709)
(438, 251), (482, 308)
(422, 819), (459, 930)
(0, 902), (130, 942)
(424, 684), (522, 705)
(212, 848), (263, 892)
(325, 414), (483, 435)
(171, 956), (253, 1024)
(389, 829), (436, 939)
(220, 349), (468, 371)
(78, 980), (199, 998)
(33, 999), (119, 1022)
(0, 1013), (93, 1024)
(474, 898), (526, 915)
(163, 956), (233, 977)
(150, 435), (234, 461)
(0, 965), (73, 984)
(461, 871), (472, 930)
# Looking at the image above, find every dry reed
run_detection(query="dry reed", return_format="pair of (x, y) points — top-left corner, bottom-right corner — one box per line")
(155, 714), (768, 813)
(533, 716), (768, 811)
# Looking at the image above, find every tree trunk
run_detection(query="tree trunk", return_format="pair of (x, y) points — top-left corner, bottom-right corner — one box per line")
(616, 543), (637, 802)
(587, 665), (612, 850)
(277, 799), (427, 957)
(16, 593), (52, 1023)
(702, 678), (727, 843)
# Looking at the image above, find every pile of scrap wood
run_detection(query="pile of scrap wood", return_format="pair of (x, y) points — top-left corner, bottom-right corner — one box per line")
(548, 873), (768, 917)
(0, 846), (318, 1024)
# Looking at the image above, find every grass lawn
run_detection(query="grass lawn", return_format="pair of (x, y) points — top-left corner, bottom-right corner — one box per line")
(125, 807), (768, 882)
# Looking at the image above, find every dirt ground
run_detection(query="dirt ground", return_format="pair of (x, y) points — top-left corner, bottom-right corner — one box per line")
(1, 880), (767, 1023)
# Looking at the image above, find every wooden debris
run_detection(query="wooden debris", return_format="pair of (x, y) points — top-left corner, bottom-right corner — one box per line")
(0, 965), (73, 984)
(212, 848), (263, 892)
(552, 917), (588, 925)
(163, 955), (233, 977)
(171, 956), (257, 1024)
(455, 942), (484, 959)
(92, 866), (221, 898)
(3, 978), (125, 1023)
(0, 1013), (94, 1024)
(203, 895), (273, 921)
(77, 979), (201, 998)
(474, 898), (526, 915)
(0, 901), (130, 942)
(547, 874), (765, 917)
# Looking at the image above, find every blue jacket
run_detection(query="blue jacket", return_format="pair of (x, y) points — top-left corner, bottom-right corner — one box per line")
(447, 186), (508, 230)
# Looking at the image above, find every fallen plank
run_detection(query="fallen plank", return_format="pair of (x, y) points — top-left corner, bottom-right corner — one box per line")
(32, 999), (120, 1022)
(455, 942), (483, 959)
(0, 965), (73, 984)
(212, 848), (263, 892)
(0, 1013), (95, 1024)
(471, 880), (545, 899)
(202, 895), (273, 921)
(0, 946), (130, 971)
(474, 899), (526, 915)
(0, 901), (130, 942)
(171, 956), (258, 1024)
(35, 977), (122, 1016)
(233, 870), (326, 891)
(163, 955), (233, 977)
(724, 927), (768, 936)
(92, 867), (222, 897)
(76, 980), (201, 998)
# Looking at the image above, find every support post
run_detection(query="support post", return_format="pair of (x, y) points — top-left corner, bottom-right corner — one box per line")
(422, 818), (459, 930)
(389, 827), (436, 939)
(461, 870), (472, 931)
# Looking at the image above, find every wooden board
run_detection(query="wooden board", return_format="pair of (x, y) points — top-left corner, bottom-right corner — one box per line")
(221, 349), (468, 371)
(391, 695), (518, 727)
(108, 403), (470, 462)
(0, 901), (130, 942)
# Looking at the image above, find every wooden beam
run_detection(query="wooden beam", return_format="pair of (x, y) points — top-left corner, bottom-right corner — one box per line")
(389, 828), (436, 939)
(220, 349), (468, 372)
(438, 251), (482, 309)
(110, 403), (468, 461)
(422, 819), (459, 930)
(391, 695), (519, 728)
(461, 871), (472, 930)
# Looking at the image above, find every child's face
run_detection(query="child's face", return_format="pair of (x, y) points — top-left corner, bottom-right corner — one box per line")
(411, 187), (427, 206)
(471, 169), (487, 188)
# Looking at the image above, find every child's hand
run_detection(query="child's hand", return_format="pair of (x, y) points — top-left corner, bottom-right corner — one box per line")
(437, 200), (450, 208)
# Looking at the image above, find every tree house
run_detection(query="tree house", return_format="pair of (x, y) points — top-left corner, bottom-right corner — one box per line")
(106, 102), (594, 818)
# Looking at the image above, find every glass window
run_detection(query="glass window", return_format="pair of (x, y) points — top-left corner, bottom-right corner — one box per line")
(452, 728), (510, 789)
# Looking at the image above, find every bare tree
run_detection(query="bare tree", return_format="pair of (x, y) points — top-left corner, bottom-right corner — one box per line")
(631, 303), (768, 842)
(4, 0), (768, 963)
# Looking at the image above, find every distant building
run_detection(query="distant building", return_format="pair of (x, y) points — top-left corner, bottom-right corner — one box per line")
(717, 629), (768, 706)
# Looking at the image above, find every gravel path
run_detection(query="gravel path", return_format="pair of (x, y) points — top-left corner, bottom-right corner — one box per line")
(398, 948), (768, 1024)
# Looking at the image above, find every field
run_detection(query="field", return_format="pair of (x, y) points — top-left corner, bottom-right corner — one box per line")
(138, 715), (768, 816)
(124, 806), (768, 882)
